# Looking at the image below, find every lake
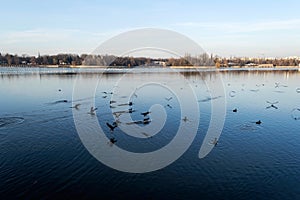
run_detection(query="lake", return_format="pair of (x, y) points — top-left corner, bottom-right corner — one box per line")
(0, 67), (300, 199)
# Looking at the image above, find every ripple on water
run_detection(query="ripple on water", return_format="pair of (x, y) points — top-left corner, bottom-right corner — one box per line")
(236, 122), (260, 132)
(0, 117), (25, 129)
(291, 108), (300, 120)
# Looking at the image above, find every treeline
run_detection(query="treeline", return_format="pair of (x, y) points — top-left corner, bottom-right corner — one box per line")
(215, 57), (300, 67)
(82, 53), (215, 66)
(1, 52), (299, 67)
(0, 53), (82, 66)
(0, 53), (215, 67)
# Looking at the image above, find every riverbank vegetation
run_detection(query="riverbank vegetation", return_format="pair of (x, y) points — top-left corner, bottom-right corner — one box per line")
(0, 53), (299, 67)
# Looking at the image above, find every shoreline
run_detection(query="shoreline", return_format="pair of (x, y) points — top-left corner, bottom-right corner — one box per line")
(1, 66), (299, 76)
(0, 65), (299, 69)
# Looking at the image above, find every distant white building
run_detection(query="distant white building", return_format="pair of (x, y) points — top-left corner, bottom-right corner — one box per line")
(258, 64), (275, 68)
(153, 61), (166, 67)
(245, 63), (257, 67)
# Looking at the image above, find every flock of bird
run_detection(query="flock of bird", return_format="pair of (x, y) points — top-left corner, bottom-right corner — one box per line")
(228, 81), (300, 129)
(55, 79), (299, 147)
(68, 89), (175, 145)
(204, 81), (300, 145)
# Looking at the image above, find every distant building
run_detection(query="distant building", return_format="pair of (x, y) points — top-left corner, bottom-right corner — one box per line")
(258, 64), (275, 68)
(227, 62), (237, 67)
(245, 63), (257, 67)
(152, 61), (166, 67)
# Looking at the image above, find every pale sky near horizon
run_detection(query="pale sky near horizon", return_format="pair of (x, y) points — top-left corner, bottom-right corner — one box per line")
(1, 0), (300, 57)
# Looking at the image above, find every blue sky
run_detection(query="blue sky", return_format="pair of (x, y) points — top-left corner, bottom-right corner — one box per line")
(1, 0), (300, 57)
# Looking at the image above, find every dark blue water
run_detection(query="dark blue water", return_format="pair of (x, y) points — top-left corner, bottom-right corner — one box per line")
(0, 67), (300, 199)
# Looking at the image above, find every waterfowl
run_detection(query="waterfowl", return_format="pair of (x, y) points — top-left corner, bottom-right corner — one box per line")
(117, 102), (133, 106)
(266, 101), (279, 109)
(166, 104), (172, 109)
(143, 119), (151, 124)
(182, 116), (190, 122)
(256, 120), (262, 124)
(106, 122), (117, 132)
(88, 107), (97, 115)
(113, 112), (122, 118)
(212, 138), (218, 146)
(141, 111), (150, 117)
(143, 117), (150, 122)
(109, 137), (117, 144)
(71, 103), (81, 109)
(133, 93), (138, 98)
(103, 91), (113, 94)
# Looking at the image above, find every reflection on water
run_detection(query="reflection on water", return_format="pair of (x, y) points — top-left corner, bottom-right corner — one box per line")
(0, 67), (300, 199)
(0, 117), (25, 129)
(198, 96), (222, 102)
(236, 122), (261, 132)
(291, 108), (300, 120)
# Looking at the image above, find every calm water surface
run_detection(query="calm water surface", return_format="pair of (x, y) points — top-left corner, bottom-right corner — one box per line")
(0, 67), (300, 199)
